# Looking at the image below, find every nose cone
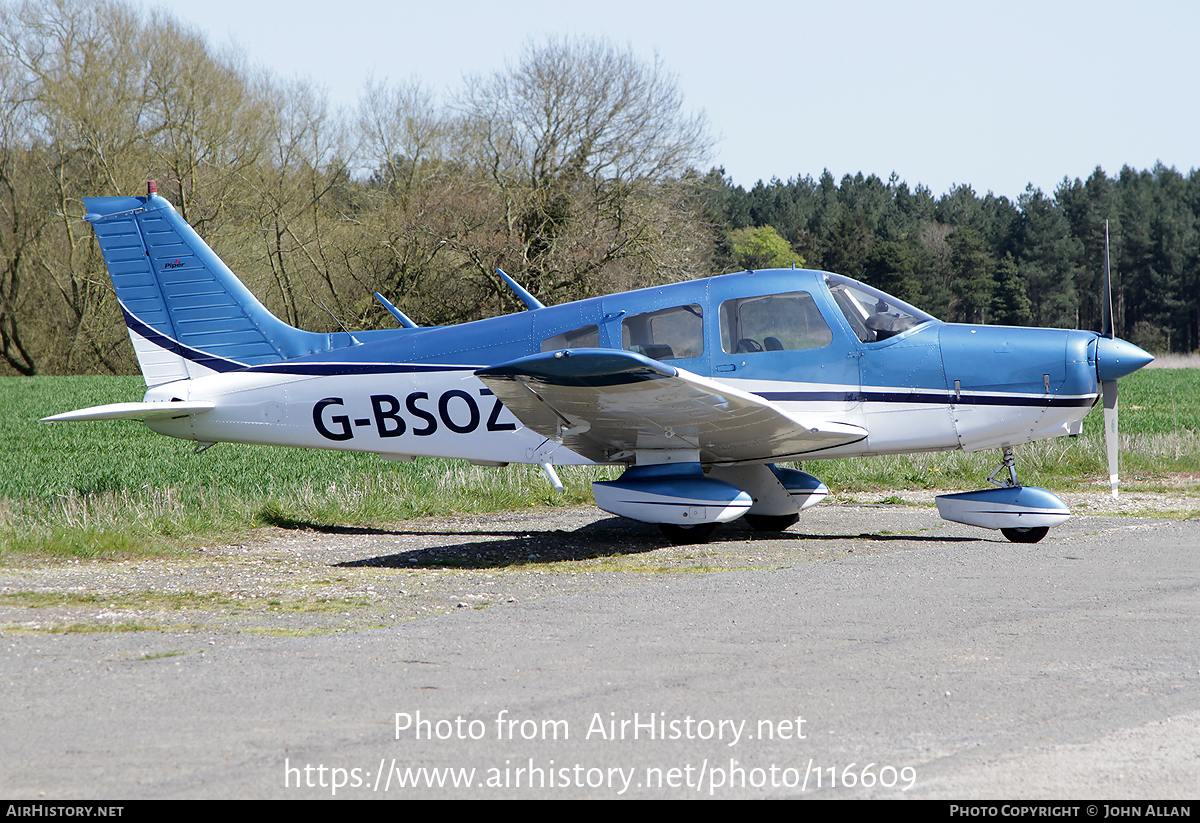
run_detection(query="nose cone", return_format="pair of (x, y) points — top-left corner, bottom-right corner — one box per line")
(1095, 337), (1154, 382)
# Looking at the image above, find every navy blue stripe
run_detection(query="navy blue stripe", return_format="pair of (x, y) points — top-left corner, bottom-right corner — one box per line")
(610, 499), (746, 508)
(121, 304), (246, 373)
(245, 362), (479, 377)
(758, 390), (1096, 408)
(970, 509), (1067, 515)
(124, 304), (479, 378)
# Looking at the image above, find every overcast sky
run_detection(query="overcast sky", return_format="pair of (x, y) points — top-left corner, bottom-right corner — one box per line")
(146, 0), (1199, 201)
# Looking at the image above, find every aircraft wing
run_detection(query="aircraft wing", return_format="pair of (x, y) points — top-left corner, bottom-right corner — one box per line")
(41, 401), (215, 423)
(476, 350), (866, 465)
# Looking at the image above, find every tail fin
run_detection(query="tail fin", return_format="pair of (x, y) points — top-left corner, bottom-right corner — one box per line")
(84, 183), (344, 386)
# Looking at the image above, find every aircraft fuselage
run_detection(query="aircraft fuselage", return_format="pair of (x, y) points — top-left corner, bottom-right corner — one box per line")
(144, 268), (1103, 465)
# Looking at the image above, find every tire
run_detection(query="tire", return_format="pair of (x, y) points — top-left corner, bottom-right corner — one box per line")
(1001, 526), (1049, 544)
(658, 522), (719, 545)
(743, 512), (800, 532)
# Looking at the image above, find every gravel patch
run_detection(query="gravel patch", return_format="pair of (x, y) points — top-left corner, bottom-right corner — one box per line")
(2, 488), (1195, 638)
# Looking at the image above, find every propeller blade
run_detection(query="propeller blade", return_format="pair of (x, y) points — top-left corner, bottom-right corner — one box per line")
(1095, 338), (1151, 499)
(1102, 220), (1114, 338)
(1102, 379), (1119, 498)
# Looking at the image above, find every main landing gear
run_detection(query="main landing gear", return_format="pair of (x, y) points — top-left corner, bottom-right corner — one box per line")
(743, 512), (802, 532)
(593, 462), (824, 545)
(658, 522), (719, 545)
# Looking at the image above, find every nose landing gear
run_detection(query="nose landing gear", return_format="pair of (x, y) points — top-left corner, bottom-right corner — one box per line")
(935, 447), (1070, 544)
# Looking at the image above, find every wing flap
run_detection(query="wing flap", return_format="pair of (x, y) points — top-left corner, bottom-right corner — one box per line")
(476, 350), (866, 464)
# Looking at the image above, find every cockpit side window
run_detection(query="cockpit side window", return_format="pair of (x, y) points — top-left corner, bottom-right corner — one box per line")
(824, 274), (934, 343)
(541, 324), (599, 352)
(719, 292), (833, 354)
(621, 304), (703, 360)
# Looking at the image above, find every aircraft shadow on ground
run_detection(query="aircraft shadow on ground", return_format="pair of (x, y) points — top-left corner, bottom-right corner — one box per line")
(333, 517), (981, 570)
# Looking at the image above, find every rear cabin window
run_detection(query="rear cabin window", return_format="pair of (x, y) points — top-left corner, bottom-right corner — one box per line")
(621, 304), (704, 360)
(719, 292), (833, 353)
(541, 324), (599, 352)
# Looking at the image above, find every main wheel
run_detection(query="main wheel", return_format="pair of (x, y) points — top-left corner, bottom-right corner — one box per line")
(1001, 526), (1049, 544)
(743, 512), (800, 532)
(658, 522), (719, 545)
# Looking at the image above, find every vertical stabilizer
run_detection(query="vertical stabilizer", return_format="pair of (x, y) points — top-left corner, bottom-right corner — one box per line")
(84, 184), (336, 386)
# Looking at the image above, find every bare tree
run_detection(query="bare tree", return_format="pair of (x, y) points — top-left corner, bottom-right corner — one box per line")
(0, 0), (156, 374)
(344, 39), (717, 325)
(141, 10), (272, 231)
(352, 39), (718, 325)
(357, 77), (448, 202)
(0, 0), (357, 370)
(0, 56), (44, 375)
(439, 36), (714, 309)
(0, 12), (720, 373)
(233, 79), (360, 330)
(459, 36), (710, 189)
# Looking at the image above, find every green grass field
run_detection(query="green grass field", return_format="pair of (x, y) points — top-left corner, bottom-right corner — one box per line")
(1, 370), (1197, 559)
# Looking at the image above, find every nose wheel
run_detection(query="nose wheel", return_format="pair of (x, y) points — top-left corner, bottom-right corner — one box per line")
(1000, 526), (1049, 544)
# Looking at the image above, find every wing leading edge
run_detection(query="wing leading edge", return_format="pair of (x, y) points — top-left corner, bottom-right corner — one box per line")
(475, 349), (866, 465)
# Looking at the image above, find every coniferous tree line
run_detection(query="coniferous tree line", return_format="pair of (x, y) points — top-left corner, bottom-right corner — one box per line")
(0, 0), (1196, 378)
(709, 166), (1200, 353)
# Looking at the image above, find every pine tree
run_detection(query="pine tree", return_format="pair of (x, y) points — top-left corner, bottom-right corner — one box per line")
(948, 227), (996, 324)
(991, 253), (1033, 326)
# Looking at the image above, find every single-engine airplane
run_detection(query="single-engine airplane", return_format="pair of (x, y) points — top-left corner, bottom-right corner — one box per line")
(45, 183), (1154, 544)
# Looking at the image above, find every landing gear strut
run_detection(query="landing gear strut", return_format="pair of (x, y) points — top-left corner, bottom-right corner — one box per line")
(987, 445), (1020, 489)
(988, 447), (1050, 544)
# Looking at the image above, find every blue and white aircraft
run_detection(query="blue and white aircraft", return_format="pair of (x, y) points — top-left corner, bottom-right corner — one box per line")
(45, 183), (1154, 544)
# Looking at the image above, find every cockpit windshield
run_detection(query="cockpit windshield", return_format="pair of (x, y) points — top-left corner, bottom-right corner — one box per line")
(824, 273), (936, 343)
